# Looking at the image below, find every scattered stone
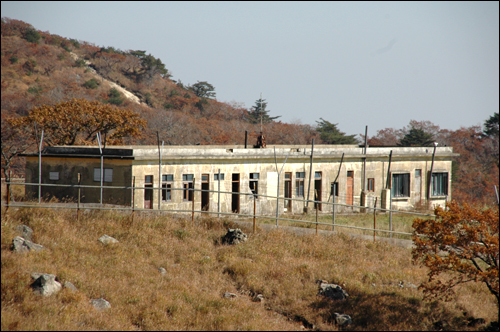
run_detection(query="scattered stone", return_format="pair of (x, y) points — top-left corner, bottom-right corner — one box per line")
(222, 228), (248, 245)
(223, 292), (237, 299)
(405, 282), (418, 289)
(31, 273), (62, 297)
(316, 280), (349, 301)
(252, 294), (264, 302)
(16, 225), (33, 241)
(334, 313), (352, 328)
(158, 267), (167, 275)
(63, 281), (78, 292)
(12, 236), (45, 253)
(467, 317), (486, 327)
(98, 235), (119, 245)
(91, 298), (111, 310)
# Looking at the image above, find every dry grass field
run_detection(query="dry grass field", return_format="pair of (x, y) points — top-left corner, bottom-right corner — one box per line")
(1, 206), (497, 331)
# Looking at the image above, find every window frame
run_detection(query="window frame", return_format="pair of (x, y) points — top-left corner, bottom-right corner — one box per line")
(93, 168), (113, 183)
(296, 172), (305, 197)
(162, 174), (173, 202)
(367, 178), (375, 192)
(391, 173), (410, 198)
(431, 172), (449, 197)
(183, 174), (194, 201)
(249, 172), (259, 196)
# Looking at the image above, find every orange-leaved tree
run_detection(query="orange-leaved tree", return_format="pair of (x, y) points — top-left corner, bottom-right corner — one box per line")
(412, 201), (499, 306)
(8, 98), (146, 146)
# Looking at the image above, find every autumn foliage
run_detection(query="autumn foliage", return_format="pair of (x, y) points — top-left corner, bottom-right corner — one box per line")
(412, 201), (499, 305)
(7, 99), (146, 146)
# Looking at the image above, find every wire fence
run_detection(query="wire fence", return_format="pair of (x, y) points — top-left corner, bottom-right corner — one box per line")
(2, 179), (437, 240)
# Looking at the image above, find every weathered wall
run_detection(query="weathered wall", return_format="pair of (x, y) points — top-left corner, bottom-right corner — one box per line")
(25, 157), (132, 205)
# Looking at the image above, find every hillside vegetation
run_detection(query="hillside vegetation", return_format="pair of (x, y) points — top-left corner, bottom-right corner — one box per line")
(1, 207), (498, 331)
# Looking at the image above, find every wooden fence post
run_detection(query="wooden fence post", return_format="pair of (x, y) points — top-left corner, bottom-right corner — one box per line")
(77, 173), (81, 222)
(373, 197), (378, 241)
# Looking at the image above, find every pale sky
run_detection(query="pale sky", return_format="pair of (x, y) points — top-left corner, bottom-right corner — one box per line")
(2, 1), (498, 136)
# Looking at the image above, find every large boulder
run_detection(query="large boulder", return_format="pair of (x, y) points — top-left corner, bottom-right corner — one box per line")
(316, 280), (349, 301)
(31, 273), (62, 297)
(12, 236), (45, 253)
(334, 313), (352, 328)
(222, 228), (248, 245)
(16, 225), (33, 241)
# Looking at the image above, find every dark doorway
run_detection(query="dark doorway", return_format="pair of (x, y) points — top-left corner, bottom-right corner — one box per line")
(284, 172), (292, 212)
(201, 174), (209, 211)
(144, 175), (153, 209)
(231, 173), (240, 213)
(314, 172), (322, 211)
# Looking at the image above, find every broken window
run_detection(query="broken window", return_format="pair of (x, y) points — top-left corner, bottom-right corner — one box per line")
(330, 182), (339, 196)
(162, 174), (173, 202)
(391, 173), (410, 198)
(296, 172), (305, 197)
(249, 172), (259, 196)
(431, 172), (448, 196)
(183, 174), (194, 201)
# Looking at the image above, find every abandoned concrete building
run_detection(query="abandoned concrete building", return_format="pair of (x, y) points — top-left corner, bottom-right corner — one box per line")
(24, 144), (458, 215)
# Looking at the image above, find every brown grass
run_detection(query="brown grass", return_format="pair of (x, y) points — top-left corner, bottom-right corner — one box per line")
(1, 206), (497, 331)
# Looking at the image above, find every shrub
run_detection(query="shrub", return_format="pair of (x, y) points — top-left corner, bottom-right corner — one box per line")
(9, 55), (18, 64)
(22, 28), (40, 43)
(74, 59), (86, 68)
(106, 88), (123, 105)
(83, 78), (99, 89)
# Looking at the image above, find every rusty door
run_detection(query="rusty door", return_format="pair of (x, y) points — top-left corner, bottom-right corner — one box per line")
(346, 171), (354, 207)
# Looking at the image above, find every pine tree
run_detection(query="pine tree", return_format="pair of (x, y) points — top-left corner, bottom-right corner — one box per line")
(398, 127), (434, 146)
(245, 97), (281, 124)
(315, 118), (359, 144)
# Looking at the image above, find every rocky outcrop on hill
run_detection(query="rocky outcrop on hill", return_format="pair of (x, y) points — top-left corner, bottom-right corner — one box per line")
(316, 280), (349, 301)
(12, 236), (45, 253)
(31, 273), (61, 297)
(222, 228), (248, 245)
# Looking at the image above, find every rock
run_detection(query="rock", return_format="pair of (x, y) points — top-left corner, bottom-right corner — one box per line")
(222, 228), (248, 245)
(91, 298), (111, 310)
(63, 281), (78, 292)
(467, 317), (486, 327)
(252, 294), (264, 302)
(98, 235), (119, 245)
(158, 267), (167, 275)
(334, 313), (352, 328)
(12, 236), (45, 253)
(317, 280), (349, 301)
(223, 292), (237, 298)
(16, 225), (33, 241)
(31, 273), (62, 297)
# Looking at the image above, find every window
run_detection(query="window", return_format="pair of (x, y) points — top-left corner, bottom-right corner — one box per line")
(94, 168), (113, 182)
(249, 172), (259, 195)
(183, 174), (194, 201)
(367, 178), (375, 192)
(296, 172), (305, 197)
(162, 174), (173, 201)
(49, 172), (59, 180)
(214, 173), (225, 181)
(431, 172), (448, 196)
(391, 173), (410, 197)
(330, 182), (339, 196)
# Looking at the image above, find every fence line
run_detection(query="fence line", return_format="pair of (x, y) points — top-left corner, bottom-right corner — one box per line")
(2, 181), (437, 238)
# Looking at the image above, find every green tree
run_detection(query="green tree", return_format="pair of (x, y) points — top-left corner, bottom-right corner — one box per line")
(245, 97), (281, 124)
(315, 118), (358, 144)
(22, 28), (40, 43)
(398, 127), (434, 146)
(190, 81), (216, 99)
(483, 112), (499, 138)
(106, 88), (123, 106)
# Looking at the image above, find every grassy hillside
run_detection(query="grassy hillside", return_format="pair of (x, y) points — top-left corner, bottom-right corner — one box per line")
(1, 206), (497, 331)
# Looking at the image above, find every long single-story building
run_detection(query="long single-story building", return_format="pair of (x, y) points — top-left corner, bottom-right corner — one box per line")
(24, 144), (458, 215)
